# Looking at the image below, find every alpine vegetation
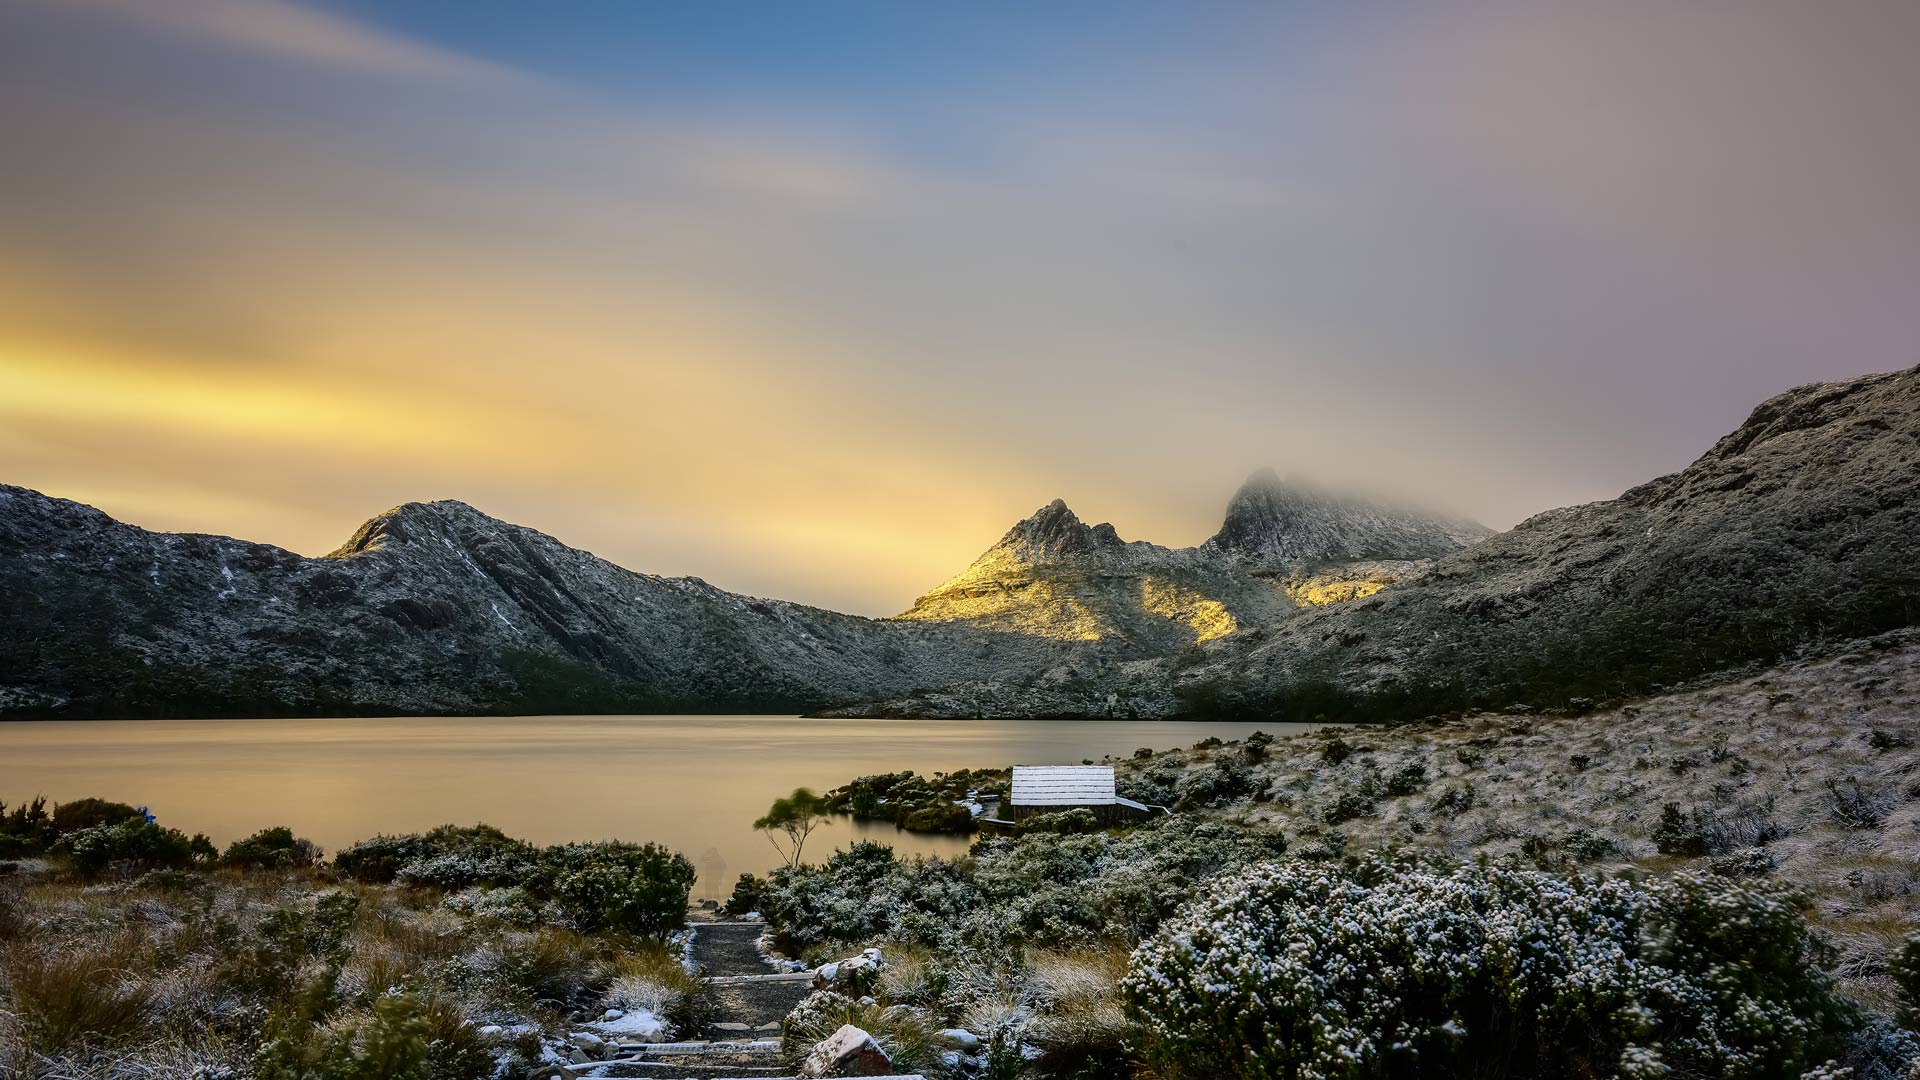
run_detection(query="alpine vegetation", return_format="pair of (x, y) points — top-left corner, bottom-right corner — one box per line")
(1126, 858), (1859, 1080)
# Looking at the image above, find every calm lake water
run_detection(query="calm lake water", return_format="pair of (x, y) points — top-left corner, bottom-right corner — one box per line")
(0, 716), (1308, 899)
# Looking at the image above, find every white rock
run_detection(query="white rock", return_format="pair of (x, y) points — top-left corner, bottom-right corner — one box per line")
(799, 1023), (893, 1078)
(935, 1028), (982, 1051)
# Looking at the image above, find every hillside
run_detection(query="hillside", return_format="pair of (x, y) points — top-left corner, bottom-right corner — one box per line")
(1172, 365), (1920, 720)
(1107, 628), (1920, 1010)
(833, 365), (1920, 719)
(0, 493), (1083, 718)
(3, 366), (1915, 721)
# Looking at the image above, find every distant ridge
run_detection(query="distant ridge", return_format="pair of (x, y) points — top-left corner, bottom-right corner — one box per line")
(4, 365), (1915, 721)
(894, 476), (1489, 647)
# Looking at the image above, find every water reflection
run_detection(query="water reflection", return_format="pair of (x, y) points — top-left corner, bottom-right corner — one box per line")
(0, 715), (1313, 899)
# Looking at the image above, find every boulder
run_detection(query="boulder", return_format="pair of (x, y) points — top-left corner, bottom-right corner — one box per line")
(800, 1023), (893, 1077)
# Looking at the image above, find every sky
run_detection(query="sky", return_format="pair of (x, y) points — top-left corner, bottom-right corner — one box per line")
(1, 1), (1917, 616)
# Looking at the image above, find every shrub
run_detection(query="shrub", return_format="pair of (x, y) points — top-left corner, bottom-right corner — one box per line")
(900, 801), (974, 833)
(1175, 761), (1256, 809)
(1241, 730), (1275, 764)
(762, 818), (1286, 955)
(539, 841), (694, 937)
(1826, 778), (1892, 829)
(1652, 803), (1708, 857)
(1432, 784), (1475, 815)
(49, 797), (144, 834)
(53, 819), (195, 878)
(1125, 858), (1855, 1080)
(442, 885), (542, 927)
(1867, 728), (1913, 752)
(724, 873), (765, 916)
(1013, 809), (1101, 836)
(224, 825), (323, 870)
(1322, 789), (1375, 824)
(1890, 936), (1920, 1027)
(1382, 763), (1428, 797)
(335, 824), (536, 888)
(1709, 848), (1780, 879)
(1320, 735), (1354, 765)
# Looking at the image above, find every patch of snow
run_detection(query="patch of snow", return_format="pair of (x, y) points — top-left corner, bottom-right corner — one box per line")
(491, 603), (518, 631)
(583, 1007), (666, 1041)
(217, 565), (237, 600)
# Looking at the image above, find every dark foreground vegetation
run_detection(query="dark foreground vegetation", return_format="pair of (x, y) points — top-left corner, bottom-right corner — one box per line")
(729, 818), (1920, 1080)
(0, 798), (702, 1080)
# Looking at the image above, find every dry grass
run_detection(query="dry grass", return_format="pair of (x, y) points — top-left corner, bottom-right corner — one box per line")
(1021, 947), (1139, 1075)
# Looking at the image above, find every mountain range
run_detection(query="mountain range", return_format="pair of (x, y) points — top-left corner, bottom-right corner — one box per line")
(2, 365), (1915, 720)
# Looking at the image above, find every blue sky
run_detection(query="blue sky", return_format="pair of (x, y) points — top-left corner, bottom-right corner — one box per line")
(2, 1), (1917, 613)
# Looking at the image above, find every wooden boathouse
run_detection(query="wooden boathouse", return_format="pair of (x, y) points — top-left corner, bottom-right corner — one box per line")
(1005, 764), (1156, 825)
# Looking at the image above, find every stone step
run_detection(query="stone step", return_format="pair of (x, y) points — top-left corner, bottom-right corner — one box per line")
(605, 1040), (781, 1055)
(704, 971), (814, 985)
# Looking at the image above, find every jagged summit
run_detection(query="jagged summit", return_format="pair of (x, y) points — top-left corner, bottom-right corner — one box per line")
(994, 499), (1126, 561)
(328, 499), (498, 557)
(890, 472), (1481, 646)
(1203, 470), (1492, 568)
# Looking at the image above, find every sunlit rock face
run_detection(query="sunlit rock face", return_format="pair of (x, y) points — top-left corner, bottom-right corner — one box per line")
(894, 481), (1490, 648)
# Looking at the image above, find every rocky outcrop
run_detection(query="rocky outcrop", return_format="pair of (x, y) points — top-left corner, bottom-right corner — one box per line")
(894, 481), (1489, 651)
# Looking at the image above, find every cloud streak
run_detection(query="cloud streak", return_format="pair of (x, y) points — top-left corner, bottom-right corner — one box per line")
(1, 1), (1915, 614)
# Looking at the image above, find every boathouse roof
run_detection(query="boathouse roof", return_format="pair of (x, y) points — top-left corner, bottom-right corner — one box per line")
(1010, 764), (1117, 807)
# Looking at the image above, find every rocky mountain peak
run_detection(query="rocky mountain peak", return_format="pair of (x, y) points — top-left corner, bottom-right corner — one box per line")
(327, 499), (496, 558)
(1204, 470), (1491, 567)
(996, 499), (1125, 561)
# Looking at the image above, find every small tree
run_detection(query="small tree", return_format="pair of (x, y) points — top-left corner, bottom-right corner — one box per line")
(755, 788), (832, 868)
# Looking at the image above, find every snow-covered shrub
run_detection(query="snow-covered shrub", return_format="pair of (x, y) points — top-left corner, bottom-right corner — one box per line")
(335, 824), (537, 888)
(1887, 937), (1920, 1029)
(53, 818), (196, 878)
(221, 826), (321, 870)
(441, 885), (543, 927)
(723, 872), (764, 917)
(1012, 809), (1101, 836)
(1382, 763), (1428, 797)
(762, 818), (1288, 956)
(1175, 760), (1257, 809)
(1118, 765), (1181, 809)
(1125, 857), (1856, 1080)
(1653, 803), (1709, 856)
(538, 841), (695, 938)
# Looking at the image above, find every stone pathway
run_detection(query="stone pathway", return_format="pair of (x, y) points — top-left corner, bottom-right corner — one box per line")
(538, 916), (924, 1079)
(689, 921), (814, 1036)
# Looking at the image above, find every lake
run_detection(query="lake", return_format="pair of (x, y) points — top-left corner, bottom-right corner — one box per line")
(0, 715), (1309, 899)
